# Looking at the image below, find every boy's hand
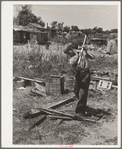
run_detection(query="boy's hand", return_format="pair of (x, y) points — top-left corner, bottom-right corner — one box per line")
(78, 45), (88, 51)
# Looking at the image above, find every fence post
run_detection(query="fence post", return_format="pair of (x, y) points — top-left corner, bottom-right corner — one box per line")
(28, 40), (30, 52)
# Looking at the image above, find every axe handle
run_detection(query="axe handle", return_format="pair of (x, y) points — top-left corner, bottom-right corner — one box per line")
(77, 35), (87, 64)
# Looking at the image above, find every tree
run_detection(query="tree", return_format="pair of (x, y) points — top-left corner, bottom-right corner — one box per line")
(51, 21), (58, 29)
(14, 5), (45, 27)
(16, 5), (33, 25)
(71, 25), (79, 31)
(103, 30), (110, 34)
(91, 27), (97, 34)
(97, 27), (103, 33)
(63, 26), (70, 32)
(81, 28), (91, 35)
(37, 17), (45, 27)
(57, 22), (64, 31)
(110, 29), (118, 33)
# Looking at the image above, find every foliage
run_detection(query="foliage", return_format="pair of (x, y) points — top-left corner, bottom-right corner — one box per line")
(37, 17), (45, 27)
(110, 29), (118, 33)
(71, 25), (79, 31)
(97, 27), (103, 33)
(13, 43), (117, 80)
(13, 44), (70, 78)
(14, 5), (45, 27)
(57, 22), (64, 31)
(63, 26), (70, 32)
(51, 21), (58, 29)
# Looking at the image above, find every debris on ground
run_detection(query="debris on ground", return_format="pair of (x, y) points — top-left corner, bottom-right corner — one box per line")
(13, 71), (118, 145)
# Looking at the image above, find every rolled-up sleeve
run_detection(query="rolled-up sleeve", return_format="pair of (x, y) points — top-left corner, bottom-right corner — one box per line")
(64, 43), (73, 54)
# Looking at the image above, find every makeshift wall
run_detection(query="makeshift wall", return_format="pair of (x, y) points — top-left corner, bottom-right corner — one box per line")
(47, 29), (53, 38)
(13, 31), (30, 44)
(13, 31), (21, 43)
(30, 33), (37, 43)
(37, 32), (48, 44)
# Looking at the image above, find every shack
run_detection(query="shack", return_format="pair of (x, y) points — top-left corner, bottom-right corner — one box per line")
(13, 23), (48, 45)
(89, 38), (107, 46)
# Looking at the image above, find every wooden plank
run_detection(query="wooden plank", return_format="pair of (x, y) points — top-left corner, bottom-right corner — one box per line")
(38, 107), (98, 123)
(74, 115), (99, 123)
(30, 89), (46, 97)
(48, 93), (75, 109)
(23, 109), (51, 119)
(29, 115), (47, 130)
(92, 76), (115, 82)
(16, 76), (44, 84)
(27, 93), (75, 129)
(112, 85), (118, 88)
(25, 93), (75, 118)
(38, 107), (74, 118)
(48, 115), (72, 120)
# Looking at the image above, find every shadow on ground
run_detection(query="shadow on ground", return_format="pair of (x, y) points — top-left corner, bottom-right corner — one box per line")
(85, 106), (111, 117)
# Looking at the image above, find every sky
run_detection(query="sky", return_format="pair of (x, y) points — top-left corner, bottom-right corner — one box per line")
(13, 2), (119, 31)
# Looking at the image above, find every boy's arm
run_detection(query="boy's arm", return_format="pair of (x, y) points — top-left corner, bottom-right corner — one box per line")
(82, 45), (95, 60)
(85, 50), (95, 60)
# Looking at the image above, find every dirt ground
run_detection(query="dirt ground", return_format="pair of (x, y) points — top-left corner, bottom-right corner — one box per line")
(13, 73), (118, 146)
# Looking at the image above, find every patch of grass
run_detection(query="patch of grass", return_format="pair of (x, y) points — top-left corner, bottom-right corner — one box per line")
(90, 55), (117, 71)
(13, 43), (117, 80)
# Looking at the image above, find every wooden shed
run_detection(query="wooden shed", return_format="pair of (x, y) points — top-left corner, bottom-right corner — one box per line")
(13, 24), (48, 45)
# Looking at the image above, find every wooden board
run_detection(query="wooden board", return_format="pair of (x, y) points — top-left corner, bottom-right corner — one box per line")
(48, 92), (75, 109)
(26, 93), (75, 129)
(92, 76), (115, 82)
(29, 115), (47, 130)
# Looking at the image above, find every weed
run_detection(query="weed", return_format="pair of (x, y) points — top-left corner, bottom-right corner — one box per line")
(13, 43), (117, 79)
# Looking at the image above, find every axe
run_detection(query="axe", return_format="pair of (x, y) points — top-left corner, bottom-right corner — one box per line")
(77, 35), (87, 65)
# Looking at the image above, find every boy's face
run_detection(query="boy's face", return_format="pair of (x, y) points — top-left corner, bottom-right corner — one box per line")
(68, 49), (76, 57)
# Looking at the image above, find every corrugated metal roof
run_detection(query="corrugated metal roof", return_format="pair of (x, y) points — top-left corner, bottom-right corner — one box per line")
(13, 25), (47, 33)
(29, 23), (45, 29)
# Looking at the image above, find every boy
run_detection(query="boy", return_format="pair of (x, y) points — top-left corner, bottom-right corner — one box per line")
(64, 42), (95, 117)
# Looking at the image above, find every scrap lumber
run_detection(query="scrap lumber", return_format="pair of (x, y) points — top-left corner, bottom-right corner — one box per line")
(30, 89), (46, 97)
(89, 88), (104, 94)
(24, 93), (75, 118)
(38, 107), (75, 118)
(30, 82), (46, 96)
(48, 92), (75, 109)
(16, 76), (44, 84)
(92, 76), (115, 82)
(112, 85), (118, 89)
(26, 92), (99, 130)
(48, 114), (99, 122)
(29, 115), (47, 130)
(38, 107), (98, 123)
(26, 93), (75, 129)
(48, 115), (72, 120)
(24, 109), (51, 119)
